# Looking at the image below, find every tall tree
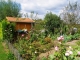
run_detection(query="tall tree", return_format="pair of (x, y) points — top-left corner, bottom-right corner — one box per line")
(60, 2), (80, 24)
(44, 12), (61, 34)
(0, 0), (21, 20)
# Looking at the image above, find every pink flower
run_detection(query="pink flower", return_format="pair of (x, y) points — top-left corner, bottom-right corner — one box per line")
(57, 36), (64, 42)
(55, 46), (59, 51)
(22, 34), (24, 37)
(57, 37), (61, 40)
(78, 51), (80, 55)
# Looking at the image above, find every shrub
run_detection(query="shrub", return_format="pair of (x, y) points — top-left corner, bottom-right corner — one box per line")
(63, 34), (80, 43)
(2, 20), (8, 40)
(44, 37), (52, 44)
(2, 20), (15, 42)
(45, 43), (53, 51)
(64, 35), (72, 42)
(32, 41), (41, 48)
(29, 32), (38, 43)
(72, 33), (80, 40)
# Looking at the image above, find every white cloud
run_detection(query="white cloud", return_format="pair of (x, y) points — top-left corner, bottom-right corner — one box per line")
(13, 0), (80, 19)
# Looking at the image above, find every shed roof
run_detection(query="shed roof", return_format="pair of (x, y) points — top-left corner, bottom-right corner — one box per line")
(6, 17), (35, 23)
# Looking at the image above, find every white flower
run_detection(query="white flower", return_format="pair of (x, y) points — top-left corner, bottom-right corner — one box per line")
(68, 51), (73, 55)
(35, 51), (37, 53)
(10, 30), (12, 31)
(69, 46), (72, 49)
(65, 52), (70, 56)
(65, 50), (73, 56)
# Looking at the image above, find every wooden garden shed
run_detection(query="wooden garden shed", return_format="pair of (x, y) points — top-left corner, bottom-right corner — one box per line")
(6, 17), (35, 31)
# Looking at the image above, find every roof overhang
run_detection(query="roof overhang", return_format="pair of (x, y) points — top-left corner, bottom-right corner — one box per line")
(6, 17), (35, 23)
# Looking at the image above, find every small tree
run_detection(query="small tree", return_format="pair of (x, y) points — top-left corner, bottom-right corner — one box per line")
(60, 2), (80, 24)
(44, 12), (61, 34)
(0, 0), (21, 20)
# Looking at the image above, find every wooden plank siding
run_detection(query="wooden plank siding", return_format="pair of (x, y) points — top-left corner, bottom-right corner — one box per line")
(16, 22), (31, 31)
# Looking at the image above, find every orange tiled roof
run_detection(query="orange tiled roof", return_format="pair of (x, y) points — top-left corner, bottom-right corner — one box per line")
(6, 17), (35, 23)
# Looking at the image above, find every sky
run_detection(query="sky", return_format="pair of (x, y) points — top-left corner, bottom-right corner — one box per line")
(13, 0), (80, 19)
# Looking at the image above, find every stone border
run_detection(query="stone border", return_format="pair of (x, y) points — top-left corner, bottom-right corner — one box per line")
(6, 41), (24, 60)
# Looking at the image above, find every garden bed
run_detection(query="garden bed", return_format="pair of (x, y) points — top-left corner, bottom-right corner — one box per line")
(38, 40), (79, 59)
(12, 35), (80, 60)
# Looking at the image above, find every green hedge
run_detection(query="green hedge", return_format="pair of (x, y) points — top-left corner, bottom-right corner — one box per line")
(2, 20), (15, 42)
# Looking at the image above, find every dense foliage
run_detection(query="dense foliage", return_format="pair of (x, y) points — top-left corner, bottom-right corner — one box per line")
(44, 12), (61, 34)
(2, 20), (15, 42)
(0, 0), (21, 20)
(0, 1), (80, 60)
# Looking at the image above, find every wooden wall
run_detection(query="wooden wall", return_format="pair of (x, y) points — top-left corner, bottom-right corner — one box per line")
(15, 22), (32, 31)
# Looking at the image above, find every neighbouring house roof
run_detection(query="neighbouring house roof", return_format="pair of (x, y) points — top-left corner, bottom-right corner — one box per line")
(6, 17), (35, 23)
